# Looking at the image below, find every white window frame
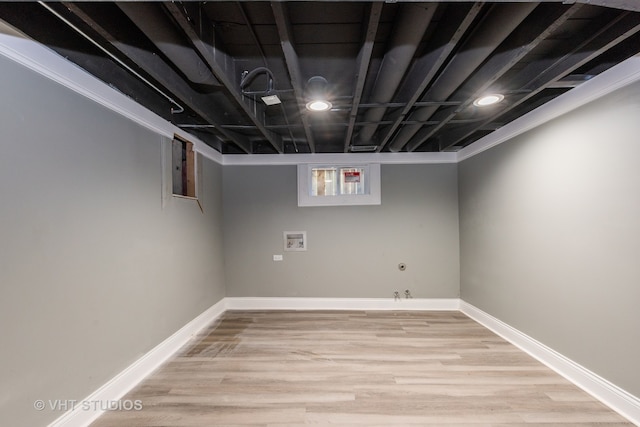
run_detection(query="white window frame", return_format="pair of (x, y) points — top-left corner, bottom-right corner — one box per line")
(297, 163), (381, 207)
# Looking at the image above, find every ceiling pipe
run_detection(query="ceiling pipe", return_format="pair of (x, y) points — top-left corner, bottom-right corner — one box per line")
(387, 2), (539, 152)
(39, 2), (185, 115)
(117, 2), (220, 91)
(356, 3), (436, 145)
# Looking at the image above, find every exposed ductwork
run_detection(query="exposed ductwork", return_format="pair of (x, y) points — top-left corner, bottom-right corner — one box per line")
(356, 3), (436, 145)
(5, 1), (637, 154)
(117, 2), (220, 91)
(388, 2), (539, 152)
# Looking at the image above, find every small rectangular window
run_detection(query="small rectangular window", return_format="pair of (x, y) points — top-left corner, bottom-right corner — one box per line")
(311, 166), (366, 196)
(172, 137), (196, 198)
(339, 167), (365, 195)
(311, 167), (337, 196)
(298, 164), (380, 207)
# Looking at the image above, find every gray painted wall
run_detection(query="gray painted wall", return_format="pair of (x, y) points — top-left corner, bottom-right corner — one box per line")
(0, 56), (226, 426)
(4, 28), (639, 425)
(223, 164), (460, 298)
(458, 81), (640, 396)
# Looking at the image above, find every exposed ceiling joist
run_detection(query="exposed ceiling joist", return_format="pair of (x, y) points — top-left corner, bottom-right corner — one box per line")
(164, 1), (284, 154)
(60, 2), (256, 154)
(439, 10), (640, 150)
(388, 2), (540, 152)
(271, 1), (316, 153)
(375, 2), (483, 152)
(343, 2), (382, 153)
(2, 1), (638, 155)
(405, 2), (584, 152)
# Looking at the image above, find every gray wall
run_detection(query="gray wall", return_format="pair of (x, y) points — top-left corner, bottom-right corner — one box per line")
(223, 164), (460, 298)
(5, 30), (639, 425)
(458, 81), (640, 397)
(0, 56), (226, 426)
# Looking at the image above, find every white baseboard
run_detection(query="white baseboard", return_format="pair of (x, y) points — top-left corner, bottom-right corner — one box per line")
(48, 297), (639, 426)
(47, 299), (227, 427)
(460, 300), (640, 426)
(224, 297), (460, 311)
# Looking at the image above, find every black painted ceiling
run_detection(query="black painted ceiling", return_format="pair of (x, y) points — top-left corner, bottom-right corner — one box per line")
(2, 1), (639, 154)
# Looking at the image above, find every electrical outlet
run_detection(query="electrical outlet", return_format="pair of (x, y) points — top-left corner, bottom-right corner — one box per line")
(273, 254), (283, 261)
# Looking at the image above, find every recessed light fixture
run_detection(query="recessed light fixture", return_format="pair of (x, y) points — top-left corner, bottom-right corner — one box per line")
(306, 99), (332, 112)
(473, 93), (504, 107)
(305, 76), (332, 112)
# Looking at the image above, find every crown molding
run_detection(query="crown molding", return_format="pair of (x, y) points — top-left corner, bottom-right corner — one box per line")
(222, 152), (457, 166)
(457, 54), (640, 162)
(2, 20), (640, 167)
(0, 21), (221, 165)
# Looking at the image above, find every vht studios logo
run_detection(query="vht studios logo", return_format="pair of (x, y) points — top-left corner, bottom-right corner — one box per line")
(34, 399), (143, 411)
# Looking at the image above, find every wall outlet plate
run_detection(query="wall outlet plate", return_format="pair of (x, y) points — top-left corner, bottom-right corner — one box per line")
(284, 231), (307, 251)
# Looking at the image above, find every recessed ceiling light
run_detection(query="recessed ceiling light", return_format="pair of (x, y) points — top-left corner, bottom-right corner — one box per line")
(305, 76), (332, 112)
(473, 94), (504, 107)
(306, 99), (332, 112)
(261, 94), (281, 105)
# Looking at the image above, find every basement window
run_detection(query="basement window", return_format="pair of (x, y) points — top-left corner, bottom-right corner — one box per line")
(172, 136), (196, 198)
(297, 164), (381, 206)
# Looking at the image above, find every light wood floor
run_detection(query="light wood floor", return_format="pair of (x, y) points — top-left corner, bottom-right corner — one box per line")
(91, 310), (632, 426)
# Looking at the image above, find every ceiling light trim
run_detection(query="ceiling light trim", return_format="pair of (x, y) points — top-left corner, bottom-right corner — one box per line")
(306, 99), (332, 112)
(473, 93), (504, 107)
(305, 75), (332, 112)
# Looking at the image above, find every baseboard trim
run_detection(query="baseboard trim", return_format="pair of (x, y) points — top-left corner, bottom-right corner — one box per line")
(47, 299), (226, 427)
(460, 300), (640, 426)
(48, 297), (639, 426)
(224, 297), (460, 311)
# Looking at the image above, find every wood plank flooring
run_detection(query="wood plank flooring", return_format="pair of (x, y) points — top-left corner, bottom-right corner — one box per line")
(90, 310), (632, 426)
